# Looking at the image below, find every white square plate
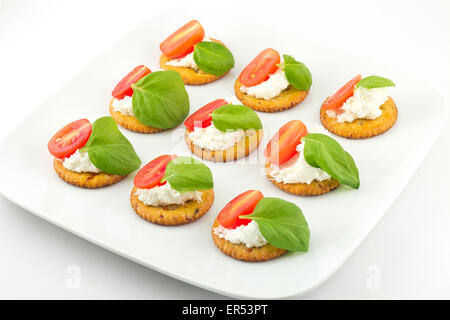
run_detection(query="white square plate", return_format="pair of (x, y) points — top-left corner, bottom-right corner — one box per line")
(0, 9), (448, 299)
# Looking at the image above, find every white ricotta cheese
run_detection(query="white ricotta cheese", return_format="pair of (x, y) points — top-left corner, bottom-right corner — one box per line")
(214, 221), (267, 248)
(326, 87), (389, 123)
(165, 51), (199, 70)
(135, 182), (202, 207)
(188, 124), (246, 151)
(62, 149), (102, 173)
(112, 96), (134, 116)
(239, 68), (290, 100)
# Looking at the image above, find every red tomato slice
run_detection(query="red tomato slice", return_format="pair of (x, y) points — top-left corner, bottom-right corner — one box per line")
(184, 99), (229, 131)
(264, 120), (308, 166)
(321, 74), (362, 111)
(48, 119), (92, 159)
(217, 190), (264, 229)
(160, 20), (205, 59)
(134, 155), (178, 189)
(238, 48), (280, 87)
(112, 65), (151, 100)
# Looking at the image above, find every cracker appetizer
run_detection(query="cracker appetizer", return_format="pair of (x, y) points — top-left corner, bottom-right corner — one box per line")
(320, 75), (397, 139)
(235, 48), (312, 112)
(110, 67), (190, 133)
(160, 20), (234, 85)
(183, 97), (263, 162)
(212, 190), (310, 262)
(48, 117), (141, 188)
(264, 120), (359, 196)
(131, 155), (214, 226)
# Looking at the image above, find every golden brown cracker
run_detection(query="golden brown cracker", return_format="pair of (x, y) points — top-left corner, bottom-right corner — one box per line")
(211, 220), (286, 262)
(234, 78), (309, 112)
(53, 158), (126, 188)
(160, 38), (229, 85)
(109, 99), (164, 133)
(130, 187), (214, 226)
(184, 129), (263, 162)
(265, 163), (340, 196)
(320, 97), (398, 139)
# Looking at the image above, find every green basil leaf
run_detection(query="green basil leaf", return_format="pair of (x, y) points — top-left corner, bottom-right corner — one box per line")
(131, 70), (190, 129)
(244, 197), (310, 252)
(302, 133), (360, 189)
(282, 54), (312, 91)
(211, 105), (262, 132)
(193, 41), (234, 76)
(356, 75), (395, 89)
(161, 156), (213, 193)
(80, 117), (141, 175)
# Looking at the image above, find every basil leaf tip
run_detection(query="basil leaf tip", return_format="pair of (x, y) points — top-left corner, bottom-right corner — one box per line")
(81, 116), (141, 175)
(161, 156), (213, 193)
(302, 133), (360, 189)
(193, 41), (234, 76)
(356, 75), (395, 89)
(282, 54), (312, 91)
(246, 197), (310, 252)
(131, 70), (190, 129)
(211, 105), (262, 132)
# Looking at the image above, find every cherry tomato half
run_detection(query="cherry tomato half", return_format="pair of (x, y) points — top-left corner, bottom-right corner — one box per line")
(238, 48), (280, 87)
(321, 74), (362, 111)
(184, 99), (229, 131)
(160, 20), (205, 59)
(48, 119), (92, 159)
(134, 155), (178, 189)
(112, 65), (151, 100)
(217, 190), (264, 229)
(264, 120), (308, 166)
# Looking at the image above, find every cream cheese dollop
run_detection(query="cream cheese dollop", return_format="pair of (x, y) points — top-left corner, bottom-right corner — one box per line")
(239, 68), (290, 100)
(165, 51), (199, 70)
(112, 95), (134, 116)
(62, 149), (102, 173)
(135, 182), (202, 207)
(326, 87), (389, 123)
(214, 221), (267, 248)
(188, 124), (246, 151)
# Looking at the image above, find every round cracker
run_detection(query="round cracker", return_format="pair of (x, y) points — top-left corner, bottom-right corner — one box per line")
(265, 164), (340, 196)
(109, 99), (164, 133)
(320, 97), (398, 139)
(184, 129), (263, 162)
(159, 38), (229, 85)
(130, 187), (214, 226)
(234, 78), (309, 112)
(53, 158), (126, 188)
(211, 220), (286, 262)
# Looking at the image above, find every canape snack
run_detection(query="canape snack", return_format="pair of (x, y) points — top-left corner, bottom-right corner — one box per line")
(110, 67), (190, 133)
(320, 75), (397, 139)
(130, 155), (214, 226)
(160, 20), (234, 85)
(264, 121), (359, 195)
(235, 48), (311, 112)
(212, 190), (310, 262)
(183, 97), (263, 162)
(48, 117), (141, 188)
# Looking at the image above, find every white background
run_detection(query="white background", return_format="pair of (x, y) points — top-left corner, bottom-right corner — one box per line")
(0, 0), (449, 299)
